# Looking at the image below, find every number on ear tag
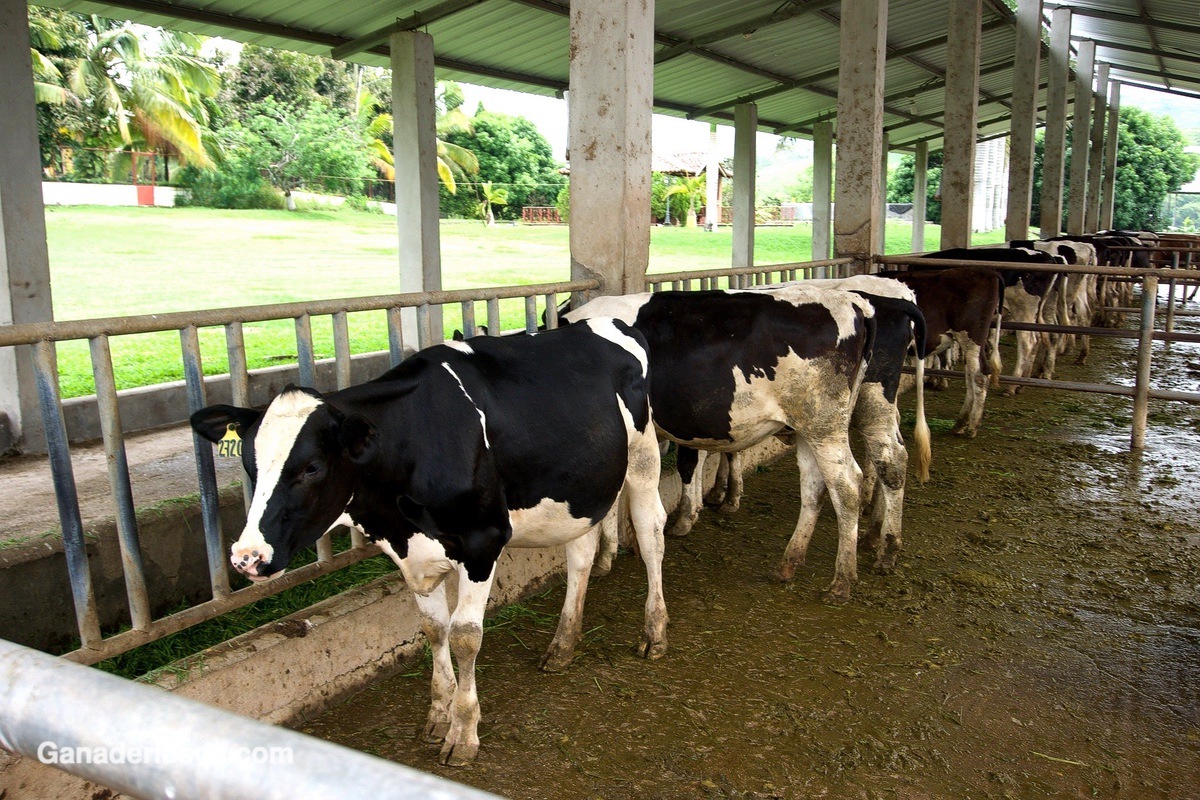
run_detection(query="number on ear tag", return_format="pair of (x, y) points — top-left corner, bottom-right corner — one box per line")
(217, 423), (242, 458)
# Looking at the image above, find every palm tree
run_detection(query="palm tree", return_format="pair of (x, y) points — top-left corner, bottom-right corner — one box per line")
(58, 17), (219, 167)
(28, 14), (74, 107)
(476, 181), (508, 225)
(357, 80), (479, 194)
(665, 174), (706, 227)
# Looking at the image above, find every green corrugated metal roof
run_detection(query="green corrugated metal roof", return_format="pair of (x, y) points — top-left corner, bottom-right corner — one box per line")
(31, 0), (1200, 150)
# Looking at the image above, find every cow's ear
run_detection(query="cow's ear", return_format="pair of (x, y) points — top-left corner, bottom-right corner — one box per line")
(339, 413), (377, 463)
(190, 405), (261, 444)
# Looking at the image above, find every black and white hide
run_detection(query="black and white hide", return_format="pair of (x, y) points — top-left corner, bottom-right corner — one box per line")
(190, 320), (668, 766)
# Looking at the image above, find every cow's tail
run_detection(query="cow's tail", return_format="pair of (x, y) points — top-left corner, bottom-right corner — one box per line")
(988, 273), (1005, 388)
(898, 298), (931, 483)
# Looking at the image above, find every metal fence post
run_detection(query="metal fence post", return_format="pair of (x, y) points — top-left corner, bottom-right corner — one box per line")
(1131, 274), (1158, 450)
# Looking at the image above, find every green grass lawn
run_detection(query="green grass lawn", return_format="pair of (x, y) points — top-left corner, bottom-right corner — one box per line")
(44, 205), (1006, 397)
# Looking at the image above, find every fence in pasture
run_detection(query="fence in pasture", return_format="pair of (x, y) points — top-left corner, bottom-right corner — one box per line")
(0, 280), (595, 666)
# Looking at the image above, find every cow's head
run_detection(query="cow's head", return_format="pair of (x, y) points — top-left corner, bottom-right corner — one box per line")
(190, 388), (375, 581)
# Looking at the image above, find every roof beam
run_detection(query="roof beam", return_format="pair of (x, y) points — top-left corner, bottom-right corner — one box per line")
(1082, 38), (1200, 70)
(1114, 79), (1200, 104)
(1045, 5), (1200, 38)
(331, 0), (491, 61)
(1109, 63), (1200, 90)
(689, 18), (1008, 122)
(1134, 0), (1170, 90)
(654, 0), (837, 65)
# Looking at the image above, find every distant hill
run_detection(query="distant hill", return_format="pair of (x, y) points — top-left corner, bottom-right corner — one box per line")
(1120, 85), (1200, 132)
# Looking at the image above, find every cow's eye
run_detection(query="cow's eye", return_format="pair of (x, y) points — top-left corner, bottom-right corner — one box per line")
(302, 461), (324, 478)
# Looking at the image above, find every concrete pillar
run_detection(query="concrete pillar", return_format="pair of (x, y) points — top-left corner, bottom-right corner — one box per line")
(1040, 7), (1072, 238)
(568, 0), (654, 297)
(939, 0), (982, 249)
(391, 31), (442, 346)
(0, 0), (54, 452)
(732, 103), (757, 268)
(912, 141), (928, 252)
(1085, 63), (1109, 233)
(1066, 40), (1095, 235)
(1100, 81), (1121, 231)
(878, 133), (889, 254)
(1005, 0), (1043, 242)
(812, 121), (833, 264)
(706, 123), (720, 231)
(834, 0), (889, 275)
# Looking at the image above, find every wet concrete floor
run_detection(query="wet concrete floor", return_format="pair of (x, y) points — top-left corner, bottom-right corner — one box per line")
(301, 308), (1200, 799)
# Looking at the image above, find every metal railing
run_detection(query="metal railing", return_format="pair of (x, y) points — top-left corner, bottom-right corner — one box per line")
(646, 258), (853, 291)
(874, 251), (1200, 449)
(0, 279), (596, 665)
(0, 638), (500, 799)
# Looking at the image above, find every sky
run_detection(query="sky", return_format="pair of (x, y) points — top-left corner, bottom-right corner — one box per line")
(459, 83), (788, 164)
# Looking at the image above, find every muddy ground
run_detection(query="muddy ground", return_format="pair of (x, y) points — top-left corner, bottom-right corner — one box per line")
(301, 312), (1200, 799)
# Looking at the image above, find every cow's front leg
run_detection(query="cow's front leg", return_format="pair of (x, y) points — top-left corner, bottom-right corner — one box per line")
(703, 451), (730, 507)
(412, 581), (455, 742)
(439, 565), (495, 766)
(667, 446), (708, 537)
(541, 525), (601, 672)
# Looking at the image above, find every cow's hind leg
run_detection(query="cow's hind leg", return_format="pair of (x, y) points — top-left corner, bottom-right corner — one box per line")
(711, 451), (744, 513)
(438, 566), (495, 766)
(626, 423), (669, 660)
(952, 335), (988, 437)
(775, 442), (826, 582)
(541, 524), (601, 672)
(810, 436), (863, 603)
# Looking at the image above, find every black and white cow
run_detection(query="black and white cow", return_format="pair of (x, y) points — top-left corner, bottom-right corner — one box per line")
(878, 266), (1005, 437)
(190, 320), (668, 766)
(914, 247), (1065, 391)
(565, 286), (875, 601)
(702, 276), (930, 573)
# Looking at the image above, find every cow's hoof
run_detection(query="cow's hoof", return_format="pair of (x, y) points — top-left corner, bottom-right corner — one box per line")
(439, 739), (478, 767)
(1075, 356), (1089, 366)
(1002, 386), (1019, 398)
(421, 716), (450, 743)
(539, 647), (575, 673)
(702, 490), (727, 508)
(872, 552), (899, 573)
(592, 555), (614, 577)
(637, 635), (668, 660)
(718, 500), (740, 514)
(666, 518), (695, 538)
(773, 561), (799, 582)
(822, 584), (852, 605)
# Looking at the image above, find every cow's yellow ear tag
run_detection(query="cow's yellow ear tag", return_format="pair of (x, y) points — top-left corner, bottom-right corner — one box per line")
(217, 423), (242, 458)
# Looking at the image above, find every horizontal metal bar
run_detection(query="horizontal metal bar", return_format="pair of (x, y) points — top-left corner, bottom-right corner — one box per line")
(0, 638), (501, 800)
(64, 543), (382, 665)
(909, 367), (1200, 403)
(1001, 320), (1200, 344)
(0, 280), (600, 347)
(875, 254), (1200, 280)
(646, 258), (853, 286)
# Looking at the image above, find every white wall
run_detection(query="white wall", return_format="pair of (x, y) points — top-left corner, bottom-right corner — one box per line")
(42, 182), (177, 207)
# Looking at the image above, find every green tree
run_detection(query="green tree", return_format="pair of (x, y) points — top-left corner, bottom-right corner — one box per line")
(888, 149), (943, 224)
(223, 44), (324, 113)
(1032, 106), (1198, 230)
(201, 98), (369, 209)
(664, 174), (706, 227)
(476, 181), (508, 225)
(439, 107), (565, 219)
